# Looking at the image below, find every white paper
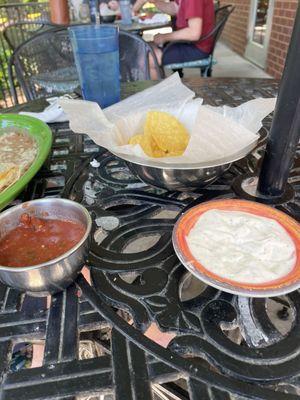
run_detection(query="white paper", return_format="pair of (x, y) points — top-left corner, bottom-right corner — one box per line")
(204, 97), (276, 133)
(20, 96), (70, 123)
(138, 13), (170, 24)
(60, 73), (276, 167)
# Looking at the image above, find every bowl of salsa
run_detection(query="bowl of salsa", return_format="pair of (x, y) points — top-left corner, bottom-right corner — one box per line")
(0, 198), (92, 295)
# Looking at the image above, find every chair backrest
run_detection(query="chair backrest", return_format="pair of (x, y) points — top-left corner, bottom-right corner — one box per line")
(4, 21), (54, 50)
(212, 5), (235, 54)
(9, 26), (162, 102)
(9, 27), (76, 102)
(199, 4), (235, 56)
(119, 31), (162, 82)
(214, 0), (221, 10)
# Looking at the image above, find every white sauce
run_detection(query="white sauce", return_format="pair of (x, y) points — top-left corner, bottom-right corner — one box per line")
(186, 209), (296, 284)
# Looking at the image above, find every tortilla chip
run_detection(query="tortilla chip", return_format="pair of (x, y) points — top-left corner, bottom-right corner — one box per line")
(0, 163), (21, 193)
(144, 111), (189, 154)
(129, 133), (166, 158)
(129, 134), (144, 146)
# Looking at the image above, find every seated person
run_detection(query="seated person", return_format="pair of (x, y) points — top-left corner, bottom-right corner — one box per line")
(134, 0), (215, 79)
(99, 0), (120, 12)
(100, 0), (136, 14)
(132, 0), (154, 13)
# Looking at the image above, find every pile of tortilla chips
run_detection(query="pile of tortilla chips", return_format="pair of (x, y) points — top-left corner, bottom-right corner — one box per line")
(129, 111), (189, 158)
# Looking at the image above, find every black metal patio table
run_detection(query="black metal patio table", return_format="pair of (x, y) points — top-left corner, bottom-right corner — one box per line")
(1, 77), (300, 400)
(115, 19), (172, 33)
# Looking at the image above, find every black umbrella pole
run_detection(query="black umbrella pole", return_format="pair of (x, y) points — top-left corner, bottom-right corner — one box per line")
(258, 4), (300, 197)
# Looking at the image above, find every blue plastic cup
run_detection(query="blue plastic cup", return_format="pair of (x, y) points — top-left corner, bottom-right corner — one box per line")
(69, 25), (120, 108)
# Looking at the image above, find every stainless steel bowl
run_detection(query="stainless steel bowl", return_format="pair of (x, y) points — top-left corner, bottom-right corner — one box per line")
(0, 198), (92, 296)
(113, 141), (257, 191)
(126, 161), (231, 191)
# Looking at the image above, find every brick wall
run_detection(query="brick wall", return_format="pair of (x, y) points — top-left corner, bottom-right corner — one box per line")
(219, 0), (251, 56)
(266, 0), (298, 78)
(218, 0), (298, 78)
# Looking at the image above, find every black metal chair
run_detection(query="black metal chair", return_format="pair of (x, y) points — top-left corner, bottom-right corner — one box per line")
(119, 30), (162, 82)
(3, 21), (54, 50)
(8, 27), (163, 103)
(163, 5), (235, 77)
(8, 27), (78, 103)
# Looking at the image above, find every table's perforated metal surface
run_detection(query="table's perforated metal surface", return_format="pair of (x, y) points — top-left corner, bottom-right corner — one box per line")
(1, 78), (300, 400)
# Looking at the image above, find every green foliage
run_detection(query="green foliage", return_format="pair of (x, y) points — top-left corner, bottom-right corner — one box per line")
(0, 0), (49, 105)
(0, 37), (11, 100)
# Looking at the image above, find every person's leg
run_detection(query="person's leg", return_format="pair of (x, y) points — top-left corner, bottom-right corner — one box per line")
(162, 43), (209, 65)
(148, 43), (163, 80)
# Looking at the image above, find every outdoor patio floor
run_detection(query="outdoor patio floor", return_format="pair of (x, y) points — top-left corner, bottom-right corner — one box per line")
(143, 28), (272, 79)
(204, 42), (272, 79)
(167, 42), (272, 79)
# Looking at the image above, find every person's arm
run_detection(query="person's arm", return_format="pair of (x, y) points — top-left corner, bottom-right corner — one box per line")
(153, 17), (202, 45)
(132, 0), (146, 13)
(108, 0), (120, 11)
(151, 0), (178, 16)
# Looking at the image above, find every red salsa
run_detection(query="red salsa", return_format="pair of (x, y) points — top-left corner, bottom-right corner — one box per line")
(0, 213), (86, 267)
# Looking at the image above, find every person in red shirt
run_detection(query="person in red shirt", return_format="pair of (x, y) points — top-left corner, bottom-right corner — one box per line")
(134, 0), (215, 78)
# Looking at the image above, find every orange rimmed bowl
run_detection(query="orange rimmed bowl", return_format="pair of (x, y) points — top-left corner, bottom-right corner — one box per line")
(173, 199), (300, 297)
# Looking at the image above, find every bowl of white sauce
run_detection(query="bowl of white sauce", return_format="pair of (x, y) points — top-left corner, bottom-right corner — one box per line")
(173, 199), (300, 297)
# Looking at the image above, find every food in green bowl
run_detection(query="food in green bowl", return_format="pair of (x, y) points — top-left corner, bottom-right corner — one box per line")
(0, 114), (52, 210)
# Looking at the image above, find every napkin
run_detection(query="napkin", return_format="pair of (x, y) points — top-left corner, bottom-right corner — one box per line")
(138, 13), (170, 24)
(20, 95), (70, 123)
(59, 73), (276, 166)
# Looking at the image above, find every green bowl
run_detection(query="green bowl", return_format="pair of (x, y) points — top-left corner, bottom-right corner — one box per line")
(0, 114), (52, 211)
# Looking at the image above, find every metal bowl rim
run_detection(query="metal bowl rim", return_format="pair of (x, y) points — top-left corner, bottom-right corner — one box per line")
(112, 140), (258, 170)
(0, 198), (92, 272)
